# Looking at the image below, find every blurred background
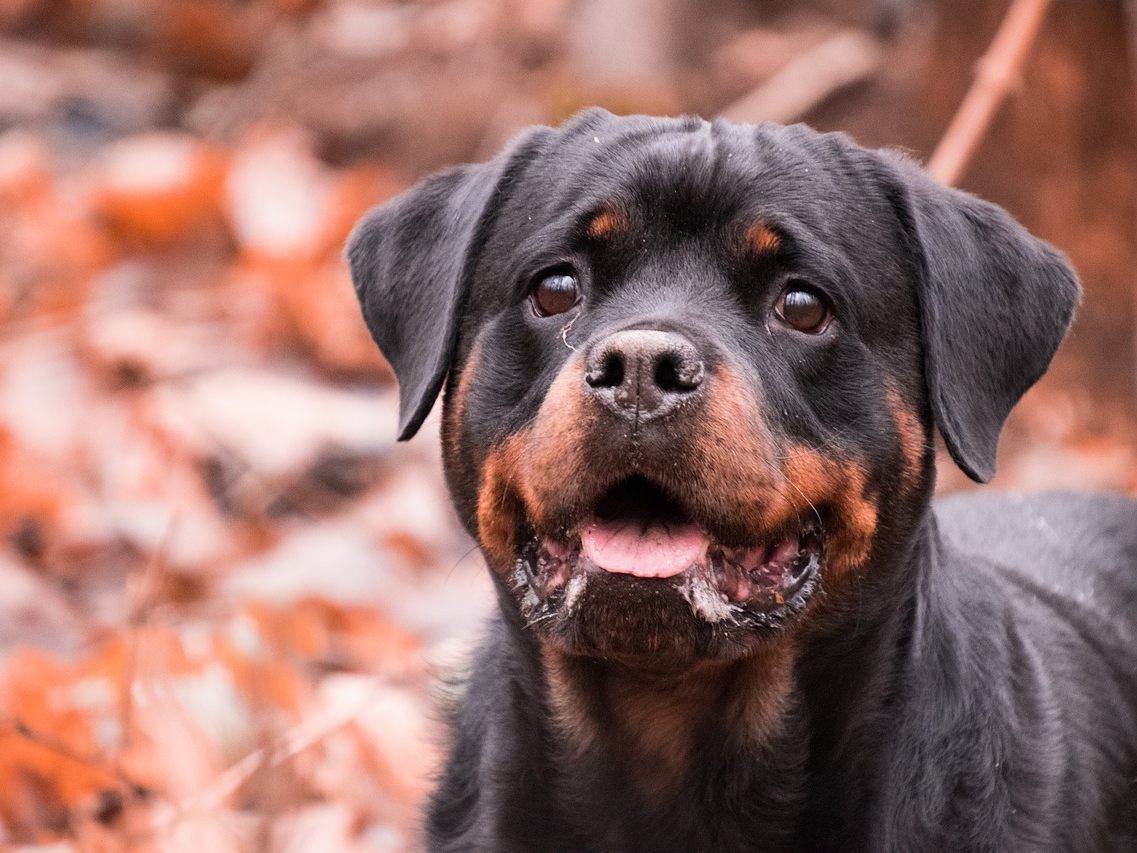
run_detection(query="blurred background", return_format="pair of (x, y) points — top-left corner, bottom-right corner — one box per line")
(0, 0), (1134, 848)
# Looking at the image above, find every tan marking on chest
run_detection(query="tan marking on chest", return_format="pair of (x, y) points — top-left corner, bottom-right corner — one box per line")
(544, 645), (796, 798)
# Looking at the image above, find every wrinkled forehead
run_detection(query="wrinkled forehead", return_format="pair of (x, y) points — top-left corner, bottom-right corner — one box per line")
(489, 117), (899, 267)
(474, 116), (914, 337)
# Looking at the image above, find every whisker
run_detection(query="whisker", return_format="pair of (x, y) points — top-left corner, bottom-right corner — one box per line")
(765, 478), (825, 532)
(768, 427), (850, 461)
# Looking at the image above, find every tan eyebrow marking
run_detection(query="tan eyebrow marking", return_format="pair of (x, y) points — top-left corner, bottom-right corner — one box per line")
(744, 219), (781, 255)
(585, 206), (627, 240)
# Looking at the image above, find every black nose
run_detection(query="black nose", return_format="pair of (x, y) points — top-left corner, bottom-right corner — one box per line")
(584, 329), (705, 420)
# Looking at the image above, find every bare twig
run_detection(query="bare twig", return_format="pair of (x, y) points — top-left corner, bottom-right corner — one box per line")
(927, 0), (1055, 186)
(719, 30), (883, 125)
(119, 515), (177, 766)
(1124, 0), (1137, 401)
(150, 677), (385, 831)
(8, 719), (142, 792)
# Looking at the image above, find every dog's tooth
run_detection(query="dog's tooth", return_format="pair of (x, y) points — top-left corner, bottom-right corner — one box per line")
(542, 538), (570, 561)
(768, 535), (800, 566)
(563, 572), (588, 611)
(736, 544), (771, 573)
(682, 572), (736, 623)
(735, 579), (751, 601)
(544, 564), (569, 594)
(515, 564), (542, 610)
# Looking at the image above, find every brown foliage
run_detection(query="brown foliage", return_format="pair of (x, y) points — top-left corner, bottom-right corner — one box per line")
(0, 0), (1133, 848)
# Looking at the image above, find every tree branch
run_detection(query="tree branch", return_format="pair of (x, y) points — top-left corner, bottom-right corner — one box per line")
(927, 0), (1054, 186)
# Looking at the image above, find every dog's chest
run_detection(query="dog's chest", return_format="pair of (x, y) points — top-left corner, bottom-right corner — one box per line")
(551, 724), (813, 852)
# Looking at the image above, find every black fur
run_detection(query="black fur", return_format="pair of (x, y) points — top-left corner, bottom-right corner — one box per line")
(348, 126), (554, 439)
(889, 157), (1080, 483)
(348, 110), (1137, 852)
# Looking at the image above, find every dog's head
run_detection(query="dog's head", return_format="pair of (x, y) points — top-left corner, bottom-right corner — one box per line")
(348, 110), (1078, 665)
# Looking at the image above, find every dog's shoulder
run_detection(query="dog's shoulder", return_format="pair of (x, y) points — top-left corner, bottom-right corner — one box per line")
(934, 490), (1137, 606)
(869, 492), (1137, 851)
(427, 617), (586, 852)
(933, 490), (1137, 668)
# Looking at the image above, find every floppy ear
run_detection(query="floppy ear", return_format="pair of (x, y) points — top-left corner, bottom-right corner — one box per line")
(886, 157), (1080, 483)
(347, 129), (550, 440)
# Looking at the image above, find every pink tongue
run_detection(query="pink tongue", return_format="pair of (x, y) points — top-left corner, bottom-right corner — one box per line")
(581, 518), (709, 578)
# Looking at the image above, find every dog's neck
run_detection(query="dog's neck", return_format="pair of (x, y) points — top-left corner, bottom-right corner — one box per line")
(542, 641), (799, 798)
(523, 512), (942, 840)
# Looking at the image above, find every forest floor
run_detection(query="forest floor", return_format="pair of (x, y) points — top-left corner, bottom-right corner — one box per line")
(1, 0), (1135, 849)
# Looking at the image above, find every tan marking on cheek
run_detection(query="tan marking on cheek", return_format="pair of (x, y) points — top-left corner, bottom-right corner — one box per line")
(684, 366), (878, 574)
(474, 359), (595, 569)
(518, 360), (598, 527)
(783, 448), (878, 576)
(885, 382), (927, 488)
(443, 335), (484, 462)
(744, 219), (781, 256)
(475, 432), (528, 570)
(685, 365), (780, 520)
(585, 205), (626, 240)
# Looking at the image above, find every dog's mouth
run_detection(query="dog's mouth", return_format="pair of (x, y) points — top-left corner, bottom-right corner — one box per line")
(514, 476), (822, 625)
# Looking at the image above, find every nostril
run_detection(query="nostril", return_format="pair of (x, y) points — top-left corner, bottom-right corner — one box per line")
(586, 351), (625, 389)
(654, 350), (703, 393)
(584, 330), (704, 416)
(654, 356), (682, 393)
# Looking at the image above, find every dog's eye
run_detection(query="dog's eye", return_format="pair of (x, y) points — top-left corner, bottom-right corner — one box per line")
(530, 272), (580, 317)
(775, 284), (832, 334)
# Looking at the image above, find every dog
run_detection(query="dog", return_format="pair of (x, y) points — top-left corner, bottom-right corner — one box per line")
(348, 109), (1137, 851)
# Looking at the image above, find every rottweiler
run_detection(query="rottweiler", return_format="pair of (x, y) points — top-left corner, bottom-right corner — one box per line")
(347, 109), (1137, 852)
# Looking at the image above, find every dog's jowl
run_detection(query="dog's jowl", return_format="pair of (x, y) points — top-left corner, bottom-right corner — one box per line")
(348, 110), (1137, 852)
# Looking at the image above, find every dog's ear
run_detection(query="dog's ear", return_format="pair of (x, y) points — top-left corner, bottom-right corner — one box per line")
(347, 128), (550, 440)
(885, 156), (1080, 483)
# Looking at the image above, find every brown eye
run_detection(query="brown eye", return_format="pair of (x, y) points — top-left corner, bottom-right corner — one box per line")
(775, 284), (832, 334)
(530, 272), (580, 317)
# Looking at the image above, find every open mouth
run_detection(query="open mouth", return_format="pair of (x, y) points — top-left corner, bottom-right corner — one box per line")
(515, 476), (822, 624)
